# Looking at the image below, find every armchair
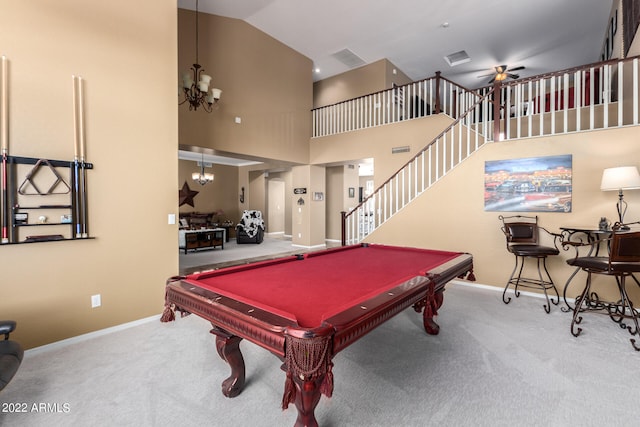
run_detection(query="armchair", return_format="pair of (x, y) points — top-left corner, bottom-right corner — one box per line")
(565, 222), (640, 351)
(236, 210), (265, 244)
(0, 320), (23, 391)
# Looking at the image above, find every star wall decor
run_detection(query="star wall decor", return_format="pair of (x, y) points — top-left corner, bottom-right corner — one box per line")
(179, 181), (199, 207)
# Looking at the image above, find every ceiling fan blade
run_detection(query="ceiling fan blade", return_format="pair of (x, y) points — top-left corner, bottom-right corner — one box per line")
(508, 66), (525, 72)
(488, 76), (496, 84)
(507, 73), (520, 79)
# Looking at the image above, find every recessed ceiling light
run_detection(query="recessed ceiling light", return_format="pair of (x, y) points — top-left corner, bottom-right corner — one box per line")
(314, 68), (320, 73)
(441, 22), (450, 28)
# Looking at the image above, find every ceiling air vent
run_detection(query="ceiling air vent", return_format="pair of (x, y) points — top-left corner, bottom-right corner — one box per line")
(444, 50), (471, 67)
(332, 48), (366, 68)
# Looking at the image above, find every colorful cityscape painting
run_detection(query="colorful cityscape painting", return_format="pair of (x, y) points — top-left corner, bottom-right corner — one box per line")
(484, 154), (572, 212)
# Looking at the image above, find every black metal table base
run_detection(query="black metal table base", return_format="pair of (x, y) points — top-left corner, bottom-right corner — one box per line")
(571, 273), (640, 351)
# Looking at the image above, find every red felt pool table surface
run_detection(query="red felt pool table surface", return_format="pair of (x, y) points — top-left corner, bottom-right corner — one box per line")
(184, 244), (464, 328)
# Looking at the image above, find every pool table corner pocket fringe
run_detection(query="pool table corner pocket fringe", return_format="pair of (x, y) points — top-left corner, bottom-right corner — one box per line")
(281, 333), (333, 410)
(161, 303), (176, 322)
(162, 276), (188, 323)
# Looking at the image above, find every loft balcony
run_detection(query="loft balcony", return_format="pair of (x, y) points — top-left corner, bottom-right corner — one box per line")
(313, 56), (640, 143)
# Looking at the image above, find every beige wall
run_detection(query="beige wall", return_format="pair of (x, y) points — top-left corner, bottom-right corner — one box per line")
(311, 114), (455, 186)
(344, 164), (360, 213)
(313, 59), (412, 108)
(362, 126), (640, 300)
(178, 159), (240, 224)
(0, 0), (178, 348)
(291, 165), (326, 247)
(178, 10), (312, 165)
(324, 165), (360, 241)
(326, 167), (344, 240)
(248, 170), (266, 214)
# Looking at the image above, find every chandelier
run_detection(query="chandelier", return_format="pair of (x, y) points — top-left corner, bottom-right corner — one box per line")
(180, 0), (221, 112)
(192, 153), (214, 185)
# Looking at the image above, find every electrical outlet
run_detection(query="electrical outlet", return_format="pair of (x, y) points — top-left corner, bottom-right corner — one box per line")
(91, 294), (101, 308)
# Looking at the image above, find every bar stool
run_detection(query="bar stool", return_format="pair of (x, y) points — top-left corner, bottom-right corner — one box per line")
(565, 225), (640, 351)
(499, 215), (562, 313)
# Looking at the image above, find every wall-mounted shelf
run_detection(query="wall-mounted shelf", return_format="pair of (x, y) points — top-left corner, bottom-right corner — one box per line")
(1, 155), (93, 245)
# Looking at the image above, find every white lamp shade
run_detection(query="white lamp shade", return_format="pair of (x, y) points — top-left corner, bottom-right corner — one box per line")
(600, 166), (640, 191)
(211, 88), (222, 100)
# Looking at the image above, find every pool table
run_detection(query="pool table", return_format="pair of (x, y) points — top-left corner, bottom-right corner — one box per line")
(162, 243), (474, 426)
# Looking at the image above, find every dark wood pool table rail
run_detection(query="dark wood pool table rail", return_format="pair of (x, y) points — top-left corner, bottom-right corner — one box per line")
(165, 279), (295, 358)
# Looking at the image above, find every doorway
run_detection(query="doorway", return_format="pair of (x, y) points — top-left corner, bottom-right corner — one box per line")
(267, 180), (285, 234)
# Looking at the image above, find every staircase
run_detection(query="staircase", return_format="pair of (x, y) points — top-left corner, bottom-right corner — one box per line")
(309, 56), (640, 245)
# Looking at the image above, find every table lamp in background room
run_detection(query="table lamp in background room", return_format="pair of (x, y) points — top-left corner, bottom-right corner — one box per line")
(600, 166), (640, 230)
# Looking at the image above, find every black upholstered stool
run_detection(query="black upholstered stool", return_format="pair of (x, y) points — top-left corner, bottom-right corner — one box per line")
(499, 215), (562, 313)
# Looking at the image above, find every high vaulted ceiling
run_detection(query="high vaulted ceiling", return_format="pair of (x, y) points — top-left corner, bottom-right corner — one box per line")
(179, 0), (615, 89)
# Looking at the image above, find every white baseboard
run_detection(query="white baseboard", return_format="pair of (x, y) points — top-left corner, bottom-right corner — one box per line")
(450, 279), (575, 303)
(25, 314), (161, 357)
(292, 243), (327, 250)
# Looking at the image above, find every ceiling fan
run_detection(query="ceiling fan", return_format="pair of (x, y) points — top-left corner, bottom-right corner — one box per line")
(479, 65), (525, 84)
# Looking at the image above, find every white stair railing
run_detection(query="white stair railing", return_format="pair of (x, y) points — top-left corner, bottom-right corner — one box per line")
(341, 88), (496, 245)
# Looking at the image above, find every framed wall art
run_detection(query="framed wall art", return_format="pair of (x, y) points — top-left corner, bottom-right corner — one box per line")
(484, 154), (572, 213)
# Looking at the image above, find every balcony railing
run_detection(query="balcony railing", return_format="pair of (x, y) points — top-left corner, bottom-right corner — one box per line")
(480, 56), (640, 140)
(328, 56), (640, 245)
(312, 72), (480, 138)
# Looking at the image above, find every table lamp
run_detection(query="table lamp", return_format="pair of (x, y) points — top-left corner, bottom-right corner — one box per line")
(600, 166), (640, 229)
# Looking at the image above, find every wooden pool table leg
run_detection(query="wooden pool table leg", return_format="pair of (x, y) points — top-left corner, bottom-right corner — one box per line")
(413, 282), (444, 335)
(210, 325), (245, 398)
(291, 374), (324, 427)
